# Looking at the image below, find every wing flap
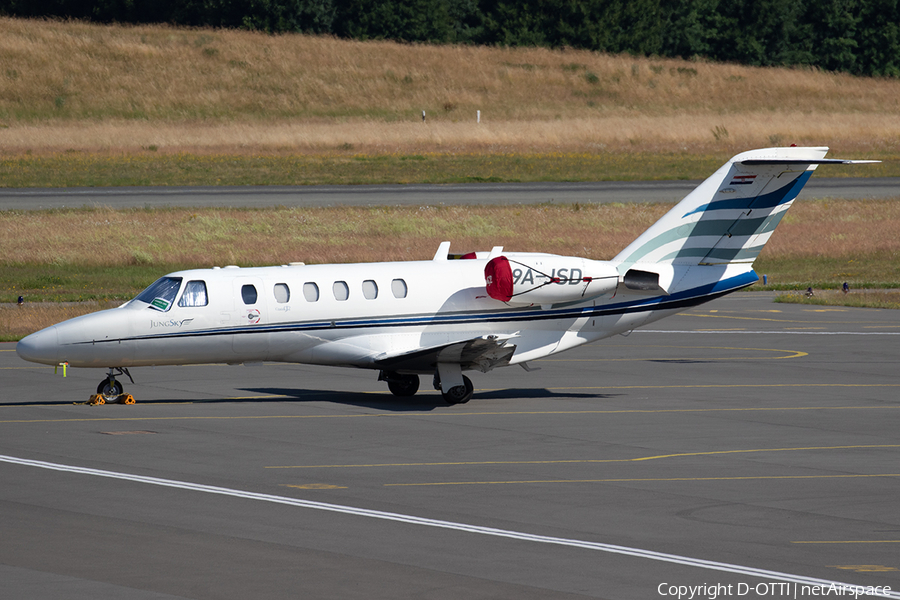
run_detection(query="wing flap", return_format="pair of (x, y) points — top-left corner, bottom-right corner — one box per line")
(374, 334), (517, 374)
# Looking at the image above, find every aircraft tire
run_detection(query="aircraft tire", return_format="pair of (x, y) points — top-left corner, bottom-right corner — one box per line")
(442, 375), (473, 405)
(97, 378), (124, 402)
(387, 373), (420, 397)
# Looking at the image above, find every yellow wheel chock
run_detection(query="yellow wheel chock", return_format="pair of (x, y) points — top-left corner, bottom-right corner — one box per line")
(84, 394), (136, 405)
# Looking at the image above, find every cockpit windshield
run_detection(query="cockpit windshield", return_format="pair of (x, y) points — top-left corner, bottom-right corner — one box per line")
(133, 277), (183, 312)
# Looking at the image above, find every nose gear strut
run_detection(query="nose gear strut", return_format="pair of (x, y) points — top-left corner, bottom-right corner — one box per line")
(95, 367), (135, 403)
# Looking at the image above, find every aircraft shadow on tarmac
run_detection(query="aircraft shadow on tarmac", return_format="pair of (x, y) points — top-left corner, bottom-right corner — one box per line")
(2, 388), (617, 410)
(474, 388), (620, 401)
(237, 387), (620, 411)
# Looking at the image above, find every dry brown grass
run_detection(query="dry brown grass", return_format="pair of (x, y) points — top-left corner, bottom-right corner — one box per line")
(0, 300), (120, 340)
(2, 18), (900, 155)
(2, 199), (898, 268)
(0, 204), (665, 266)
(763, 199), (900, 260)
(2, 114), (898, 156)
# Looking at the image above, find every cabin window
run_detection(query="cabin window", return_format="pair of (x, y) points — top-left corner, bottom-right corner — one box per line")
(241, 284), (258, 305)
(135, 276), (182, 312)
(333, 281), (349, 301)
(274, 283), (290, 303)
(178, 280), (208, 307)
(303, 282), (319, 302)
(362, 280), (378, 300)
(391, 278), (408, 299)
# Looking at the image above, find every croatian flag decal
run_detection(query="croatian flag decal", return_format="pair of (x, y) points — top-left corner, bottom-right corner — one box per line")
(730, 174), (756, 185)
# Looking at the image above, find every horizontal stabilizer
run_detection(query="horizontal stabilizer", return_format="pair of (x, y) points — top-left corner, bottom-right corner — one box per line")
(740, 158), (880, 165)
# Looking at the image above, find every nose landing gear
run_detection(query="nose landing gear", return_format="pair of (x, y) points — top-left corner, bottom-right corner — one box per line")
(96, 367), (134, 403)
(97, 377), (124, 400)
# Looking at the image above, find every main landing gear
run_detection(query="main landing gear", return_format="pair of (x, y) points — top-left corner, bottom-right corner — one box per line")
(378, 370), (474, 405)
(97, 367), (134, 403)
(435, 374), (474, 405)
(379, 371), (420, 397)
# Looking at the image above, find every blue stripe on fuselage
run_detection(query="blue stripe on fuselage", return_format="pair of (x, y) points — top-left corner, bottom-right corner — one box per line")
(71, 271), (759, 347)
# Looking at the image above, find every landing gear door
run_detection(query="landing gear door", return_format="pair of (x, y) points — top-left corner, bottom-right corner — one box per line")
(232, 277), (269, 357)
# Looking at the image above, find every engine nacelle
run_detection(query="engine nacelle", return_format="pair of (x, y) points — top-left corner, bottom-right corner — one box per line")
(485, 255), (619, 306)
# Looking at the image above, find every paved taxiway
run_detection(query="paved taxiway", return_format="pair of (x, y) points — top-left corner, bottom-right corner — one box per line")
(1, 177), (897, 210)
(2, 293), (899, 599)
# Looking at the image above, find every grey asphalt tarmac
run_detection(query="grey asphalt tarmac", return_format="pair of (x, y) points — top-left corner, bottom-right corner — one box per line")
(1, 177), (897, 210)
(2, 293), (899, 599)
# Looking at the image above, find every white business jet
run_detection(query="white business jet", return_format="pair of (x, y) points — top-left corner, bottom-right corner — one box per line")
(17, 147), (875, 404)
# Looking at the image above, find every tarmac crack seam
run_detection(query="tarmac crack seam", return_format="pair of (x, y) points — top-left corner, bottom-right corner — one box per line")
(1, 453), (899, 599)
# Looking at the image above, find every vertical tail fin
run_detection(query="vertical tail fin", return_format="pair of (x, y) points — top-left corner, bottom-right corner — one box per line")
(614, 147), (875, 266)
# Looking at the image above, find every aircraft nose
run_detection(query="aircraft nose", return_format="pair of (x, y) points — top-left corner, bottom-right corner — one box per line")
(16, 326), (60, 365)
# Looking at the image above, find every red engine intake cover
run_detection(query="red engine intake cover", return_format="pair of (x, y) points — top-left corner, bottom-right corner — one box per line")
(484, 256), (514, 302)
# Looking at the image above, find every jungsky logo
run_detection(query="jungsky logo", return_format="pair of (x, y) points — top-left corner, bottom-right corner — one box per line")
(150, 318), (194, 329)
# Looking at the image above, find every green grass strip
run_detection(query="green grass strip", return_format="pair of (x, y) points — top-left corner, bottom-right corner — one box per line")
(3, 151), (896, 188)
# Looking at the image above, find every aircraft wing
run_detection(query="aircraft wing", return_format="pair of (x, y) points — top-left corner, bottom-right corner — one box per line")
(374, 334), (517, 374)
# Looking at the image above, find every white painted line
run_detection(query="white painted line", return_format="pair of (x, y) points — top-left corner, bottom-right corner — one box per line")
(1, 454), (897, 598)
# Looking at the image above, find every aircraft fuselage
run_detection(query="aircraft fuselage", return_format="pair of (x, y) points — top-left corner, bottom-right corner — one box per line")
(16, 251), (753, 373)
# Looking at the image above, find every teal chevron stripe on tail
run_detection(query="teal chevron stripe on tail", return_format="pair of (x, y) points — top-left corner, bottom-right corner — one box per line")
(613, 147), (875, 267)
